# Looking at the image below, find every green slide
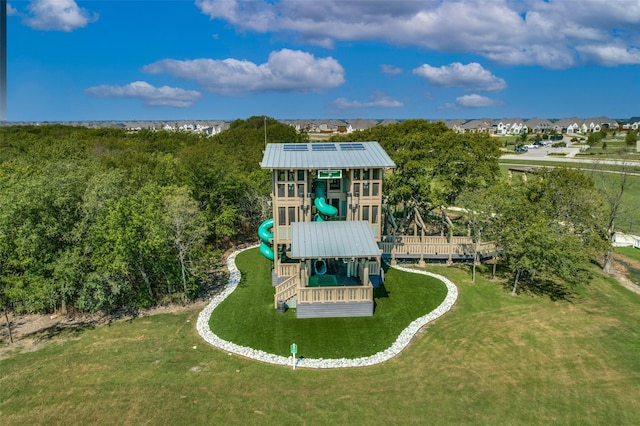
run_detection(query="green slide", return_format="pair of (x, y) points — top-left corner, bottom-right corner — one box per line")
(313, 180), (338, 220)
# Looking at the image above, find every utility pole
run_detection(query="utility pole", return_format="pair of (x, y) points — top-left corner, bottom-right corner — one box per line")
(1, 0), (6, 121)
(264, 115), (267, 148)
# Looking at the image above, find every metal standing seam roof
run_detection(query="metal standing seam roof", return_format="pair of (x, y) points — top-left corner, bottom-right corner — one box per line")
(290, 221), (381, 259)
(260, 142), (396, 170)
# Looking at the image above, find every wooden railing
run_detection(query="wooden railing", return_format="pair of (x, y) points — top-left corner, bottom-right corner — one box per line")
(382, 235), (449, 245)
(298, 284), (373, 304)
(367, 260), (380, 276)
(277, 262), (300, 278)
(274, 275), (300, 308)
(380, 235), (496, 258)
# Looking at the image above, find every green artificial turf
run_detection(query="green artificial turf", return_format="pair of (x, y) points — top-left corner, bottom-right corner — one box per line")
(208, 248), (448, 358)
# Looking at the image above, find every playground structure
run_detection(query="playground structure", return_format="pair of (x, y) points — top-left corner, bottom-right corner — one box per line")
(259, 142), (494, 318)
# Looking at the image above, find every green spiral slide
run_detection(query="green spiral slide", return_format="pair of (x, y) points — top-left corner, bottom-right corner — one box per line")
(313, 180), (338, 221)
(258, 218), (274, 261)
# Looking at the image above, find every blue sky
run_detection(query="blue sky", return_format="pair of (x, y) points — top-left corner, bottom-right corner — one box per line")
(5, 0), (640, 122)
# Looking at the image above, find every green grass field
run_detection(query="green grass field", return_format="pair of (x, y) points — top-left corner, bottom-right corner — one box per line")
(209, 249), (448, 358)
(2, 258), (640, 424)
(499, 160), (640, 234)
(616, 247), (640, 285)
(617, 246), (640, 262)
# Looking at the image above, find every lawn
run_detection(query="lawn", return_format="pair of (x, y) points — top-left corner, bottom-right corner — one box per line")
(208, 248), (449, 358)
(616, 247), (640, 285)
(616, 246), (640, 261)
(2, 262), (640, 424)
(499, 160), (640, 234)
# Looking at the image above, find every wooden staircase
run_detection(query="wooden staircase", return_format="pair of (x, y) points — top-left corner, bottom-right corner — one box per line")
(274, 275), (299, 308)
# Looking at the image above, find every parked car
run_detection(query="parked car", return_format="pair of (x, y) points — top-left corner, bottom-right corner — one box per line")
(525, 144), (538, 149)
(515, 146), (528, 152)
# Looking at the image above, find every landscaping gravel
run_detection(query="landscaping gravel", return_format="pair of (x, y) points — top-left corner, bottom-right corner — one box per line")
(197, 246), (458, 369)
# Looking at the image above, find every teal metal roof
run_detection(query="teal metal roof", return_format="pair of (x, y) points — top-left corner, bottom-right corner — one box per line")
(290, 221), (380, 259)
(261, 142), (395, 170)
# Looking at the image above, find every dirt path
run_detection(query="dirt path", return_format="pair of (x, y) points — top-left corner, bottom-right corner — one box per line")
(0, 302), (207, 358)
(611, 252), (640, 295)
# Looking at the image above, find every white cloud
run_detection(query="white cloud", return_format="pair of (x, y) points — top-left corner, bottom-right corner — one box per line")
(439, 94), (504, 110)
(413, 62), (507, 92)
(576, 45), (640, 66)
(195, 0), (640, 68)
(85, 81), (202, 108)
(381, 64), (403, 76)
(142, 49), (345, 95)
(7, 3), (19, 16)
(23, 0), (97, 31)
(334, 92), (403, 109)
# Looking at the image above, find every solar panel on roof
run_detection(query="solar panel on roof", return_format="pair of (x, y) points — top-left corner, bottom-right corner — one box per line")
(311, 143), (337, 151)
(340, 143), (365, 151)
(282, 144), (308, 151)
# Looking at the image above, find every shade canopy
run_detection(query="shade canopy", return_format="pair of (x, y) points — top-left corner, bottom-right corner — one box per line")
(290, 221), (380, 259)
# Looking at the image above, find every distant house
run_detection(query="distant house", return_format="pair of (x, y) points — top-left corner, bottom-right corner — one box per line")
(624, 116), (640, 131)
(525, 117), (553, 134)
(584, 116), (619, 133)
(290, 120), (316, 133)
(202, 122), (228, 136)
(378, 119), (400, 127)
(348, 119), (378, 132)
(553, 117), (583, 134)
(460, 118), (493, 133)
(329, 120), (349, 133)
(494, 118), (527, 135)
(443, 119), (466, 133)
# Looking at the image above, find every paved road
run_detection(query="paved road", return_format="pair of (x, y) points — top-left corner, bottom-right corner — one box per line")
(501, 141), (640, 167)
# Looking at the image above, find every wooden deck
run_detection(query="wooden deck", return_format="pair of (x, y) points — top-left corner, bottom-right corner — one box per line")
(380, 235), (496, 262)
(271, 234), (497, 317)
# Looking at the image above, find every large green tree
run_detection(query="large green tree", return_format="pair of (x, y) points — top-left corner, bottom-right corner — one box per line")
(485, 169), (602, 296)
(332, 120), (502, 236)
(0, 118), (299, 315)
(626, 130), (637, 147)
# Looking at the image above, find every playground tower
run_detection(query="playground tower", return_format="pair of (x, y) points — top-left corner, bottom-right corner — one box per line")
(259, 142), (395, 318)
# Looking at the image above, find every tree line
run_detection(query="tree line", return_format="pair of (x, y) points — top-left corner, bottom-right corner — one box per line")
(0, 117), (305, 315)
(0, 118), (630, 321)
(332, 121), (630, 297)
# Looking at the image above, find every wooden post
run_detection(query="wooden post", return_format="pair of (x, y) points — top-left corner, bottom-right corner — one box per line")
(391, 234), (397, 266)
(300, 261), (307, 288)
(363, 260), (370, 287)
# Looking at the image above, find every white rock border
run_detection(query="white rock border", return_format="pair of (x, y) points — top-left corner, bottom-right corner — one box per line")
(197, 245), (458, 368)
